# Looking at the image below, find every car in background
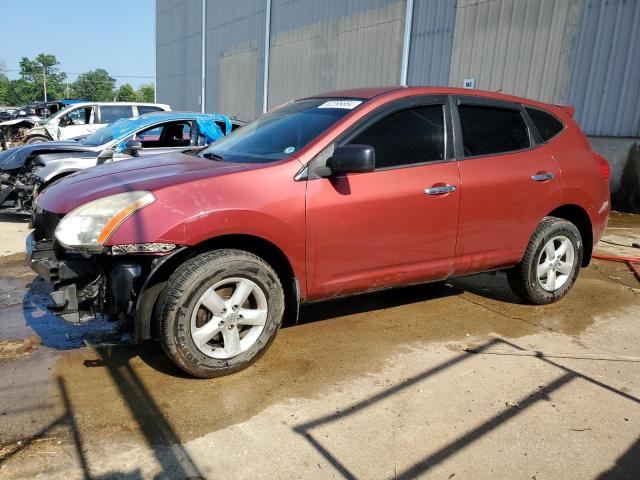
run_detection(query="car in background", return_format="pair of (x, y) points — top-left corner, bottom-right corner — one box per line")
(0, 100), (86, 148)
(27, 86), (610, 378)
(0, 101), (171, 149)
(22, 101), (172, 144)
(0, 111), (241, 213)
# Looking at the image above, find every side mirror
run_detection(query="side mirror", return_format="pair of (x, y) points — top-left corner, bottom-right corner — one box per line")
(122, 139), (142, 156)
(320, 145), (375, 177)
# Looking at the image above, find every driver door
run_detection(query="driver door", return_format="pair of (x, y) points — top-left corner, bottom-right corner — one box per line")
(57, 106), (96, 140)
(305, 97), (460, 299)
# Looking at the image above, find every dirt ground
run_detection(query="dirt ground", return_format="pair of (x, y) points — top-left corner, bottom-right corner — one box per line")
(0, 212), (639, 479)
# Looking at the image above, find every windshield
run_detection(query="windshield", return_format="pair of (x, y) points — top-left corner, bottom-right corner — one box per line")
(80, 118), (130, 146)
(199, 98), (363, 163)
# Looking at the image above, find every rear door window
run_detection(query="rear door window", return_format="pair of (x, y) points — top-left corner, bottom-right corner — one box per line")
(525, 107), (564, 142)
(349, 105), (446, 169)
(458, 104), (530, 157)
(100, 105), (134, 124)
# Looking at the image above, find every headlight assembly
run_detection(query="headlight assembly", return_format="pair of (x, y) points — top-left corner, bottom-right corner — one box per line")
(55, 191), (155, 251)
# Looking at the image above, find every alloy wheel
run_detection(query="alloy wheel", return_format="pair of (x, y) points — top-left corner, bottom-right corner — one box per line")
(190, 277), (268, 359)
(536, 235), (575, 292)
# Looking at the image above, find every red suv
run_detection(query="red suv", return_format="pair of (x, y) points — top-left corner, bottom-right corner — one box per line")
(28, 87), (610, 377)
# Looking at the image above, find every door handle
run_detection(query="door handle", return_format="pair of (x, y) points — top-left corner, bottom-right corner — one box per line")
(531, 172), (555, 182)
(425, 184), (457, 195)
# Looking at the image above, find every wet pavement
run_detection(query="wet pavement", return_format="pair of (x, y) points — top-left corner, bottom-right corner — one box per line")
(0, 214), (639, 479)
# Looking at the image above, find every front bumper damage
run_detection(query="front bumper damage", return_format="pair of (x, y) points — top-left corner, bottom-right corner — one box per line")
(27, 210), (167, 328)
(0, 170), (41, 213)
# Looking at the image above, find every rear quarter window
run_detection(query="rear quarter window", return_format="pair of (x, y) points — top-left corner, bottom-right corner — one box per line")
(458, 104), (530, 157)
(525, 107), (564, 142)
(137, 105), (164, 116)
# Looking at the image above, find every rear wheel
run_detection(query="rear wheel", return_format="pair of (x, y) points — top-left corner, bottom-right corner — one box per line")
(25, 135), (50, 144)
(157, 249), (285, 378)
(507, 216), (583, 304)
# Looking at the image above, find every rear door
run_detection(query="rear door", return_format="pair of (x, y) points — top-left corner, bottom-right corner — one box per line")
(452, 96), (562, 275)
(305, 96), (461, 299)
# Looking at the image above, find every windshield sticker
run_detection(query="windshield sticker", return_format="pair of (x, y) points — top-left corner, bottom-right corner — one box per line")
(318, 100), (362, 110)
(284, 146), (296, 154)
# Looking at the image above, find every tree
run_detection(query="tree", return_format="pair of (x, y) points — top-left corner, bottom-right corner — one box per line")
(116, 83), (137, 101)
(0, 74), (8, 105)
(136, 83), (155, 103)
(18, 53), (66, 101)
(72, 69), (116, 101)
(7, 79), (38, 105)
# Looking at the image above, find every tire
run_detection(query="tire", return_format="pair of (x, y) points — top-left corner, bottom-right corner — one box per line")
(156, 249), (285, 378)
(507, 216), (583, 305)
(25, 135), (50, 144)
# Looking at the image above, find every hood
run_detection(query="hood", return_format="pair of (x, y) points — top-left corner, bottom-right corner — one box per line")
(0, 141), (95, 171)
(38, 151), (253, 214)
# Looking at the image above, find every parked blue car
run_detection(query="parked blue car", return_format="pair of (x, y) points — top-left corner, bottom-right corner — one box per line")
(0, 112), (243, 213)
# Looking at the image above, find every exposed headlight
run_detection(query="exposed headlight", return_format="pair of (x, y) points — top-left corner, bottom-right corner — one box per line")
(55, 191), (155, 251)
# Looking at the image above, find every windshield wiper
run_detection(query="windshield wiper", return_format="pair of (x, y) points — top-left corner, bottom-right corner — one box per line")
(202, 151), (224, 161)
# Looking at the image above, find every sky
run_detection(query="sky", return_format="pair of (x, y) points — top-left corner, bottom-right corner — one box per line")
(0, 0), (155, 88)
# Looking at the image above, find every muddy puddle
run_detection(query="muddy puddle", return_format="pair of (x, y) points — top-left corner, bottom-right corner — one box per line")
(48, 265), (637, 446)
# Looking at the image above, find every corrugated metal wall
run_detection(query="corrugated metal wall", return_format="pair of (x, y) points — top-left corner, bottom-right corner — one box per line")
(204, 1), (266, 121)
(569, 0), (640, 137)
(156, 0), (639, 138)
(267, 0), (405, 108)
(156, 0), (203, 112)
(449, 0), (584, 104)
(406, 0), (456, 86)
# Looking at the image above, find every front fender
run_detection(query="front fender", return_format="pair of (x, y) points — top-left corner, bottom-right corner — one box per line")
(109, 207), (305, 277)
(34, 156), (97, 182)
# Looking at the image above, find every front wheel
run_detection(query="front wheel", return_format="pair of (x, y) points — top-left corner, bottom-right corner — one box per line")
(507, 216), (583, 304)
(157, 249), (285, 378)
(25, 135), (50, 145)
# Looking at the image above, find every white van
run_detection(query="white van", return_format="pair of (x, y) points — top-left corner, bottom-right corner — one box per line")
(24, 102), (171, 143)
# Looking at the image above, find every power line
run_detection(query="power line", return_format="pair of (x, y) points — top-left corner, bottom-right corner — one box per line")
(2, 68), (154, 79)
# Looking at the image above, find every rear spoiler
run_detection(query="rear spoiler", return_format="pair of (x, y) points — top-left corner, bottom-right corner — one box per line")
(554, 104), (575, 117)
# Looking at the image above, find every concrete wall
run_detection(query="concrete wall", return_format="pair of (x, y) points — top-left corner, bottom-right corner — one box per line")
(156, 0), (203, 112)
(589, 136), (640, 212)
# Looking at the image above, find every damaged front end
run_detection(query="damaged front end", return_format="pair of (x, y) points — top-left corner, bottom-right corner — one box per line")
(27, 208), (177, 333)
(0, 166), (42, 213)
(0, 118), (40, 150)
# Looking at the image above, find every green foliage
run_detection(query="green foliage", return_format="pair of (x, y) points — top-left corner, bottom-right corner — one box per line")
(0, 54), (156, 107)
(116, 83), (137, 101)
(136, 83), (155, 102)
(18, 53), (66, 101)
(0, 73), (9, 105)
(71, 69), (116, 101)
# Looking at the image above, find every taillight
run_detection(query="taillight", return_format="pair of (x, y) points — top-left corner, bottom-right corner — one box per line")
(594, 154), (610, 179)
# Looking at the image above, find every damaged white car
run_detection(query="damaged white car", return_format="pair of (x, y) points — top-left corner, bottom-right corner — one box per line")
(0, 101), (171, 149)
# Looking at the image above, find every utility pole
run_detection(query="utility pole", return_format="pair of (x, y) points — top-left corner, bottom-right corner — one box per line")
(42, 65), (48, 102)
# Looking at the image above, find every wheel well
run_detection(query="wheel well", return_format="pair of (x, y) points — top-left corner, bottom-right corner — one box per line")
(547, 205), (593, 266)
(135, 234), (298, 341)
(43, 171), (75, 189)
